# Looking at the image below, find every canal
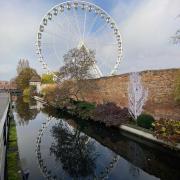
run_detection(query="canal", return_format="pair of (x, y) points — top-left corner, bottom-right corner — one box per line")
(13, 97), (180, 180)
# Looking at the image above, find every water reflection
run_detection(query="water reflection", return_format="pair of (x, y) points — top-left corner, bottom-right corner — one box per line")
(15, 97), (39, 125)
(14, 97), (180, 180)
(36, 118), (120, 179)
(50, 120), (97, 178)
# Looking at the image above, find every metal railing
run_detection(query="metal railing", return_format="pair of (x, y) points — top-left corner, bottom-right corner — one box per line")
(0, 93), (10, 180)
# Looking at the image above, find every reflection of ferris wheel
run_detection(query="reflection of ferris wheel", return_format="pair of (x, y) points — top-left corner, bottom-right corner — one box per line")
(36, 1), (123, 79)
(35, 117), (120, 180)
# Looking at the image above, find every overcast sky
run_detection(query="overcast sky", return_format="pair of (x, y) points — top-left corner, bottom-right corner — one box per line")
(0, 0), (180, 80)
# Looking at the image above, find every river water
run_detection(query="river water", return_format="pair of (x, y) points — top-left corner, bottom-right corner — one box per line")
(13, 97), (180, 180)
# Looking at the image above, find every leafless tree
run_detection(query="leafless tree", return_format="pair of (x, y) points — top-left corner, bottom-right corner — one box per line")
(17, 59), (30, 75)
(58, 45), (99, 100)
(59, 45), (96, 80)
(172, 15), (180, 44)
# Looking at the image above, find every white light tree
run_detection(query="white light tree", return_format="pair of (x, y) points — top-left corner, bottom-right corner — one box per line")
(128, 72), (148, 120)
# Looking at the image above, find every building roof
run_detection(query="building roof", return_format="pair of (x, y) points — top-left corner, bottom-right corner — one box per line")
(29, 75), (41, 82)
(0, 81), (17, 90)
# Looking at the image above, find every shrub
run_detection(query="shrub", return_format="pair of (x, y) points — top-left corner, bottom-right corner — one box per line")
(154, 119), (180, 145)
(41, 84), (58, 102)
(137, 114), (155, 129)
(73, 101), (96, 120)
(23, 87), (30, 97)
(41, 73), (55, 84)
(75, 101), (96, 111)
(92, 102), (131, 127)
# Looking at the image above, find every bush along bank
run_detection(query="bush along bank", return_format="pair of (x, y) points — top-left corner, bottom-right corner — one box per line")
(41, 95), (180, 148)
(60, 100), (132, 127)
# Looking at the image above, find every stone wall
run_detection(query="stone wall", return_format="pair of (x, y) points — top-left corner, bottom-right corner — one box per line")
(80, 68), (180, 120)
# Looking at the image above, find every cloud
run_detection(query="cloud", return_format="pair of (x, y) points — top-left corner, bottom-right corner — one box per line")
(0, 0), (60, 80)
(0, 0), (180, 80)
(111, 0), (180, 73)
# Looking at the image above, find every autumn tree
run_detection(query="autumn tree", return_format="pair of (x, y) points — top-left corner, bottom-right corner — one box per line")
(15, 68), (39, 91)
(41, 73), (55, 84)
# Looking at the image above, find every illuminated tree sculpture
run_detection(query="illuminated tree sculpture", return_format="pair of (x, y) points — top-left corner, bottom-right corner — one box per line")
(128, 72), (148, 120)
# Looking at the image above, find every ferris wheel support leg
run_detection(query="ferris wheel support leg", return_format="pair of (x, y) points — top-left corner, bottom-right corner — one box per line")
(93, 63), (103, 78)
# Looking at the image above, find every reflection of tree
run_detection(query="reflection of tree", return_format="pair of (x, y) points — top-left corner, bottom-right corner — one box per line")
(50, 121), (97, 178)
(15, 97), (39, 125)
(41, 105), (63, 119)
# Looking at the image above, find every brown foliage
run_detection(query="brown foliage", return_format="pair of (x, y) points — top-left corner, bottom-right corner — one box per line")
(92, 102), (131, 127)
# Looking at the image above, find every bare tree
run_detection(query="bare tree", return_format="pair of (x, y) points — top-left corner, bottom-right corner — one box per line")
(59, 45), (96, 80)
(172, 30), (180, 44)
(128, 72), (148, 120)
(17, 59), (30, 75)
(172, 15), (180, 44)
(58, 45), (99, 100)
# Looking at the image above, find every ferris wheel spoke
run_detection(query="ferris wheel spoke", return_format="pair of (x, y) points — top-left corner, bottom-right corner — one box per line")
(72, 7), (82, 41)
(59, 13), (79, 44)
(66, 14), (80, 42)
(92, 22), (108, 37)
(83, 9), (87, 42)
(65, 15), (78, 50)
(52, 36), (66, 64)
(86, 14), (98, 39)
(87, 40), (117, 47)
(53, 24), (71, 52)
(44, 29), (72, 44)
(43, 30), (63, 39)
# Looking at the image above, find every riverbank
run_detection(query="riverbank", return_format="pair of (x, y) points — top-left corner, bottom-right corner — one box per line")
(13, 96), (180, 180)
(6, 115), (21, 180)
(34, 96), (180, 152)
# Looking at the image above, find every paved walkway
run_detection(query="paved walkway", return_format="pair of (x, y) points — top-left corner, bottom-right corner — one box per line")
(0, 93), (9, 121)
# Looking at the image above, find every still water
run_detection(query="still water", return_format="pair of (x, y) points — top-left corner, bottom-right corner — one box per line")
(13, 97), (180, 180)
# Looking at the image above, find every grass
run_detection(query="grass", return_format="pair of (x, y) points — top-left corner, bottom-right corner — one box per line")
(7, 116), (21, 180)
(7, 153), (20, 180)
(124, 123), (153, 134)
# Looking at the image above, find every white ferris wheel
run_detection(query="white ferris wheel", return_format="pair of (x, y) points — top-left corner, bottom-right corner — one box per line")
(36, 1), (123, 80)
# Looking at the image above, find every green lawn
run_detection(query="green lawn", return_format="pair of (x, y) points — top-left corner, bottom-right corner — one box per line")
(7, 117), (21, 180)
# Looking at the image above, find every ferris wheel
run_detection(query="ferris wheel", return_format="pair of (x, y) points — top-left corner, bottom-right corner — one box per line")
(36, 0), (123, 80)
